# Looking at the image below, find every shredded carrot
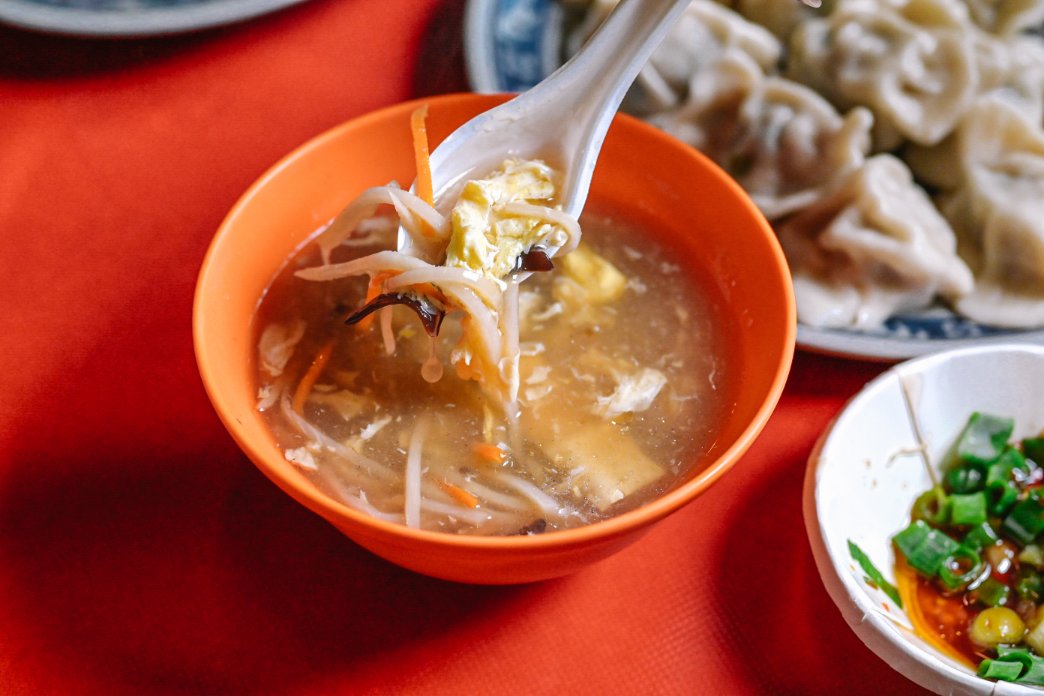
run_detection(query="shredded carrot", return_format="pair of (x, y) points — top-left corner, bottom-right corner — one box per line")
(895, 557), (975, 668)
(472, 442), (506, 465)
(439, 480), (480, 509)
(410, 105), (435, 209)
(354, 270), (399, 331)
(292, 340), (335, 415)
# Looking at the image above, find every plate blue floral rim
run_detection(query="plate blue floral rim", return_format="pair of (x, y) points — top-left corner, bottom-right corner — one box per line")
(464, 0), (563, 93)
(463, 0), (1044, 361)
(0, 0), (308, 37)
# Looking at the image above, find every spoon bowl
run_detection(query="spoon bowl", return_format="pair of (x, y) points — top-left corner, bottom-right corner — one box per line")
(398, 0), (690, 256)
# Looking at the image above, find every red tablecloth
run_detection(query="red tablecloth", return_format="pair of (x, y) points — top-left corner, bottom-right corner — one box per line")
(0, 1), (928, 693)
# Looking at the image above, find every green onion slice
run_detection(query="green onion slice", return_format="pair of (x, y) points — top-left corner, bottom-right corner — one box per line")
(963, 522), (1000, 552)
(968, 577), (1010, 607)
(944, 464), (984, 494)
(1015, 567), (1044, 601)
(1017, 655), (1044, 686)
(847, 540), (902, 608)
(1024, 437), (1044, 468)
(987, 481), (1019, 517)
(985, 451), (1023, 490)
(912, 486), (950, 525)
(956, 412), (1015, 465)
(1003, 497), (1044, 547)
(950, 492), (988, 526)
(998, 646), (1036, 670)
(938, 546), (983, 590)
(893, 520), (959, 577)
(978, 658), (1025, 681)
(979, 647), (1044, 686)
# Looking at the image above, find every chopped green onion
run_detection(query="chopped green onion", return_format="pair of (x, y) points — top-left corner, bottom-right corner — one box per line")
(963, 522), (1000, 552)
(987, 481), (1019, 517)
(911, 486), (950, 525)
(893, 415), (1044, 676)
(984, 451), (1025, 519)
(894, 520), (960, 577)
(998, 645), (1034, 662)
(945, 464), (985, 494)
(978, 658), (1024, 681)
(1003, 497), (1044, 546)
(969, 577), (1010, 607)
(987, 647), (1041, 683)
(956, 412), (1015, 465)
(991, 647), (1044, 685)
(938, 546), (984, 590)
(1024, 437), (1044, 467)
(1016, 567), (1044, 601)
(986, 450), (1025, 487)
(998, 446), (1028, 474)
(950, 492), (988, 526)
(1018, 655), (1044, 686)
(847, 540), (902, 607)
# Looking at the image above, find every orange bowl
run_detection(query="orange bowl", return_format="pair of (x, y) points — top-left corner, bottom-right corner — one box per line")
(193, 93), (795, 584)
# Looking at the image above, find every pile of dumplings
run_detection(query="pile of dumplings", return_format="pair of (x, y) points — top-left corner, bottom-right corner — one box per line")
(565, 0), (1044, 330)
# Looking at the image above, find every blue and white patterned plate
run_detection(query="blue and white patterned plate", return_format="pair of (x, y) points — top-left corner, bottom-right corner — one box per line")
(0, 0), (307, 36)
(463, 0), (1044, 362)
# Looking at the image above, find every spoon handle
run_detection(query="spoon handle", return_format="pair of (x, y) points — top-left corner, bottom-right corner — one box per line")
(420, 0), (688, 250)
(549, 0), (691, 217)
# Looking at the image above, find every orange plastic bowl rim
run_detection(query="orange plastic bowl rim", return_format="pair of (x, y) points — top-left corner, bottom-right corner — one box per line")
(193, 93), (796, 584)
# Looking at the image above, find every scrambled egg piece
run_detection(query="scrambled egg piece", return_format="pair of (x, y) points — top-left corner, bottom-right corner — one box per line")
(593, 367), (667, 420)
(552, 243), (627, 307)
(445, 159), (565, 280)
(575, 348), (667, 420)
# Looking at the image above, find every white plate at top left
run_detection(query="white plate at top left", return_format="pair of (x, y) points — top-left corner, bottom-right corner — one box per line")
(0, 0), (308, 37)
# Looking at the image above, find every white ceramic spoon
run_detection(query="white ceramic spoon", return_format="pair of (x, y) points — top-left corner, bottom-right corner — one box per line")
(399, 0), (690, 256)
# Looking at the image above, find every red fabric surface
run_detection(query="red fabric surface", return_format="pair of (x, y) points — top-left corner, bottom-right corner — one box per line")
(0, 1), (928, 693)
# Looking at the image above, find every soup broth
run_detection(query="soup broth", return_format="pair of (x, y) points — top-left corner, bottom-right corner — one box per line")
(254, 209), (729, 535)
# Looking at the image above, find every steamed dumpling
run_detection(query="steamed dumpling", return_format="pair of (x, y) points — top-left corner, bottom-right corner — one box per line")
(971, 32), (1044, 125)
(787, 0), (979, 148)
(650, 54), (872, 219)
(963, 0), (1044, 35)
(565, 0), (1044, 330)
(634, 0), (781, 112)
(733, 0), (836, 41)
(567, 0), (781, 113)
(778, 154), (973, 328)
(937, 100), (1044, 327)
(907, 35), (1044, 188)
